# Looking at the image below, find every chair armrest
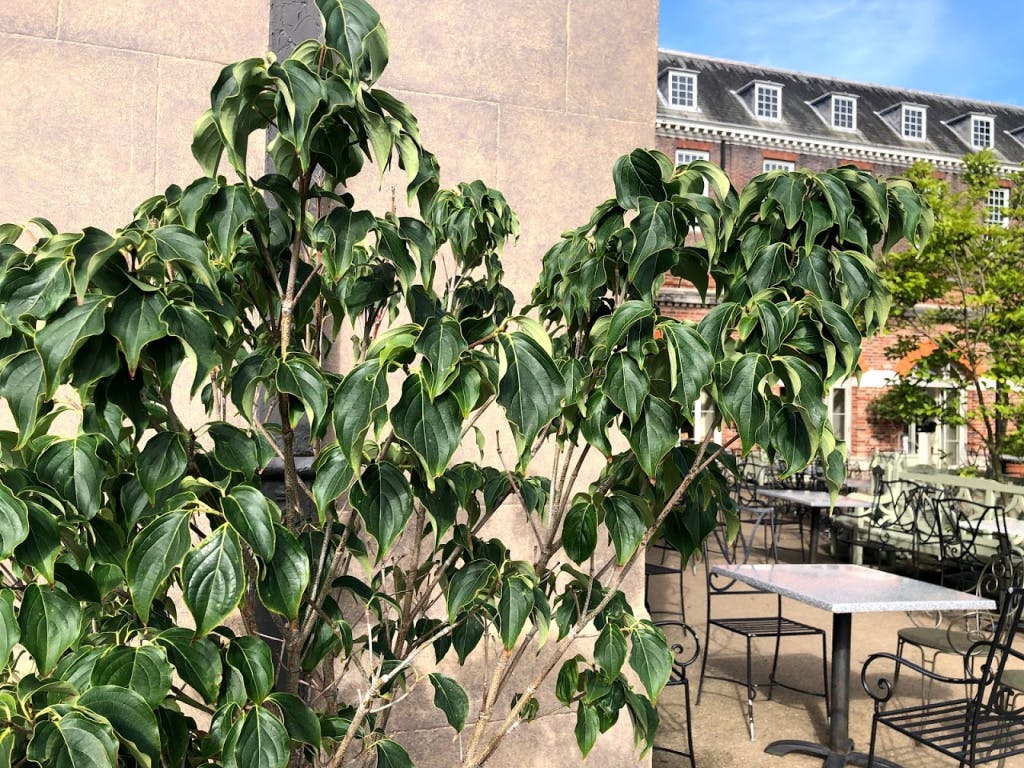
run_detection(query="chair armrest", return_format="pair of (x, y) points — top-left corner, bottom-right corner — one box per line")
(654, 620), (701, 668)
(860, 651), (976, 704)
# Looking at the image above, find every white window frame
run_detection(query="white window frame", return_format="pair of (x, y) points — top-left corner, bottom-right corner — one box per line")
(675, 149), (710, 165)
(831, 95), (857, 130)
(903, 386), (965, 469)
(693, 391), (721, 443)
(668, 70), (697, 110)
(902, 105), (926, 140)
(971, 115), (994, 148)
(755, 83), (782, 121)
(828, 386), (849, 444)
(986, 187), (1009, 226)
(763, 159), (795, 172)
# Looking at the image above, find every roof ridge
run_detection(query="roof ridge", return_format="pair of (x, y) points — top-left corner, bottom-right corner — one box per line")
(657, 47), (1024, 113)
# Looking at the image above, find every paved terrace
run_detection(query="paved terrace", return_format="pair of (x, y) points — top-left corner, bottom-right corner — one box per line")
(647, 522), (1024, 768)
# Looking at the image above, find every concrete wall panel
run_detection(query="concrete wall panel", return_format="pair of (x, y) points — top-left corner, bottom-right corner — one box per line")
(60, 0), (269, 63)
(1, 1), (59, 37)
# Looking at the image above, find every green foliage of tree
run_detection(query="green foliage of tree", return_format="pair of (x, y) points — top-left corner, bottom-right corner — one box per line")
(878, 149), (1024, 474)
(0, 2), (929, 765)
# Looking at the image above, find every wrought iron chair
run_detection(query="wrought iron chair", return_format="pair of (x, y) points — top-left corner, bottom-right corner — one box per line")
(696, 522), (830, 740)
(653, 620), (700, 768)
(861, 586), (1024, 767)
(893, 548), (1024, 705)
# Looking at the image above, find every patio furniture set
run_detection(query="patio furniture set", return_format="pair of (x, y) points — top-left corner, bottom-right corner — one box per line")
(652, 458), (1024, 768)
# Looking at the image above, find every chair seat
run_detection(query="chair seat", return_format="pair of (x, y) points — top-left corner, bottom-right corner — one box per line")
(875, 698), (1024, 764)
(897, 626), (977, 655)
(710, 616), (824, 639)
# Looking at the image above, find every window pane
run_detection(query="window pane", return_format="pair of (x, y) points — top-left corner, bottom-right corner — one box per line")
(763, 159), (795, 172)
(986, 188), (1008, 226)
(669, 72), (695, 109)
(756, 85), (779, 119)
(972, 117), (993, 148)
(903, 107), (924, 138)
(833, 97), (855, 129)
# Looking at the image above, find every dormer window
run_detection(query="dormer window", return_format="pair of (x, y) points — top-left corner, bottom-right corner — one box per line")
(972, 115), (994, 148)
(755, 83), (781, 120)
(832, 95), (857, 130)
(668, 70), (697, 110)
(902, 106), (926, 139)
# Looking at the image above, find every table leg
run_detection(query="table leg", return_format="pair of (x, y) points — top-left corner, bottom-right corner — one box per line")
(764, 614), (900, 767)
(807, 508), (821, 563)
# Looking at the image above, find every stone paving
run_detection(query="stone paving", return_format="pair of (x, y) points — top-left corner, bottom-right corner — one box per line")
(646, 523), (1024, 768)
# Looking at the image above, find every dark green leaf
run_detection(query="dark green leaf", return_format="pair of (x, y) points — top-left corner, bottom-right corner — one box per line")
(226, 636), (274, 704)
(604, 354), (649, 422)
(126, 510), (191, 624)
(312, 443), (354, 521)
(595, 623), (627, 678)
(78, 685), (160, 768)
(138, 432), (187, 503)
(351, 462), (413, 559)
(498, 576), (535, 650)
(209, 422), (262, 475)
(91, 645), (172, 708)
(276, 356), (329, 434)
(603, 495), (646, 566)
(16, 502), (62, 583)
(0, 481), (28, 559)
(717, 354), (773, 452)
(628, 622), (672, 700)
(446, 559), (497, 622)
(225, 707), (288, 768)
(0, 590), (19, 668)
(556, 658), (580, 705)
(428, 673), (469, 732)
(151, 225), (217, 293)
(223, 485), (277, 561)
(0, 256), (71, 323)
(497, 332), (563, 468)
(415, 315), (467, 398)
(267, 691), (321, 746)
(374, 738), (413, 768)
(27, 712), (117, 768)
(181, 525), (245, 636)
(391, 375), (461, 487)
(35, 295), (108, 387)
(627, 396), (678, 478)
(0, 351), (45, 447)
(109, 291), (169, 373)
(19, 583), (82, 674)
(316, 0), (389, 85)
(257, 524), (309, 621)
(612, 149), (670, 209)
(562, 500), (598, 564)
(661, 322), (713, 407)
(333, 360), (389, 470)
(155, 628), (222, 704)
(35, 434), (106, 519)
(574, 702), (600, 758)
(192, 110), (224, 177)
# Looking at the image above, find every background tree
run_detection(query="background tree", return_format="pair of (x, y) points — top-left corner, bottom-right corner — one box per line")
(0, 1), (928, 766)
(877, 149), (1024, 475)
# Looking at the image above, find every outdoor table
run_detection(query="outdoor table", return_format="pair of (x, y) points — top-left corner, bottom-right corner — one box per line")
(754, 489), (870, 563)
(712, 563), (995, 768)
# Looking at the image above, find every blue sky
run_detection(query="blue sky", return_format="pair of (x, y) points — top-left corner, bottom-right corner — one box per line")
(659, 0), (1024, 106)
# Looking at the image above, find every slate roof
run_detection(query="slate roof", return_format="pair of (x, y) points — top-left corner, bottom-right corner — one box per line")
(658, 50), (1024, 167)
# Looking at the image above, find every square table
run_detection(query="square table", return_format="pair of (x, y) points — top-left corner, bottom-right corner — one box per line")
(711, 563), (996, 768)
(753, 489), (871, 563)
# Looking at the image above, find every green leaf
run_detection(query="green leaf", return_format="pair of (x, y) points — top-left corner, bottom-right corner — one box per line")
(276, 356), (329, 434)
(226, 636), (274, 703)
(91, 645), (172, 708)
(627, 199), (676, 289)
(231, 351), (277, 422)
(164, 303), (221, 394)
(428, 673), (469, 732)
(223, 485), (277, 561)
(391, 375), (461, 487)
(206, 184), (256, 260)
(274, 59), (325, 171)
(415, 315), (467, 398)
(257, 524), (309, 621)
(192, 109), (224, 177)
(333, 360), (389, 469)
(574, 702), (600, 758)
(606, 300), (655, 351)
(603, 495), (646, 566)
(138, 432), (187, 503)
(27, 711), (117, 768)
(374, 738), (413, 768)
(627, 396), (678, 478)
(0, 255), (71, 323)
(19, 583), (82, 674)
(35, 434), (107, 519)
(208, 422), (261, 475)
(446, 559), (498, 622)
(604, 354), (649, 423)
(661, 322), (713, 408)
(0, 351), (45, 448)
(556, 658), (580, 705)
(315, 207), (374, 280)
(351, 462), (413, 560)
(498, 576), (535, 650)
(267, 692), (321, 746)
(612, 149), (670, 209)
(595, 623), (627, 678)
(628, 622), (672, 701)
(497, 332), (563, 468)
(155, 628), (222, 704)
(151, 225), (217, 293)
(0, 728), (12, 768)
(316, 0), (389, 85)
(78, 685), (161, 768)
(717, 354), (773, 452)
(0, 481), (29, 559)
(109, 291), (170, 373)
(0, 590), (19, 668)
(768, 173), (806, 228)
(562, 500), (598, 564)
(35, 295), (108, 388)
(312, 443), (354, 520)
(181, 525), (245, 636)
(126, 510), (191, 624)
(16, 501), (62, 582)
(225, 707), (289, 768)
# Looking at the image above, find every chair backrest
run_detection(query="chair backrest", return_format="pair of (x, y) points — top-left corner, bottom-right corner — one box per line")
(934, 497), (1007, 586)
(703, 522), (772, 598)
(655, 620), (701, 684)
(969, 582), (1024, 710)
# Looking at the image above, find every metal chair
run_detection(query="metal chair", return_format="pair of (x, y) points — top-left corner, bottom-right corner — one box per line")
(653, 620), (700, 768)
(696, 522), (830, 740)
(893, 549), (1024, 705)
(861, 586), (1024, 767)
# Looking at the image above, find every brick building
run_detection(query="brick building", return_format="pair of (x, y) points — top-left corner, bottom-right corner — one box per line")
(653, 50), (1024, 470)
